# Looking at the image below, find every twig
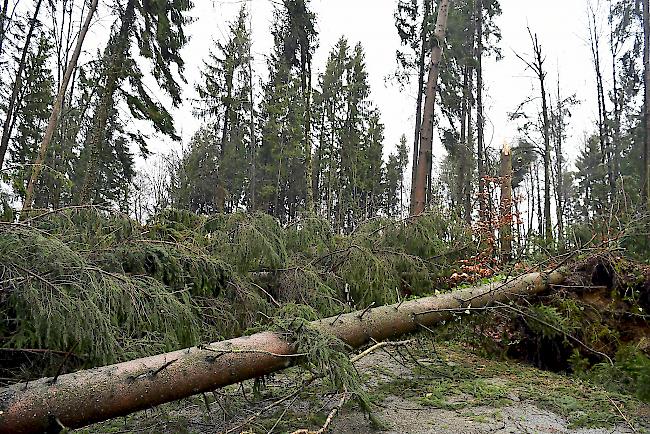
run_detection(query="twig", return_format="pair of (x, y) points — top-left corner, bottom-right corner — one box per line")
(51, 341), (78, 384)
(357, 302), (375, 319)
(350, 340), (412, 363)
(151, 358), (177, 376)
(248, 281), (281, 307)
(610, 398), (636, 432)
(330, 311), (345, 326)
(290, 390), (348, 434)
(266, 394), (299, 433)
(315, 391), (347, 433)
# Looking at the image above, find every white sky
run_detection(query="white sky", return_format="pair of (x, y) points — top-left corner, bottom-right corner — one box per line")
(139, 0), (603, 175)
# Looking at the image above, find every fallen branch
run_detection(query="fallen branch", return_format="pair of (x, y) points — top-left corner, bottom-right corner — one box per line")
(290, 390), (348, 434)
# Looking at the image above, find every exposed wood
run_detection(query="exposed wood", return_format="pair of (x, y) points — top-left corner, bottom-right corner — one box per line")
(411, 0), (451, 215)
(0, 270), (564, 433)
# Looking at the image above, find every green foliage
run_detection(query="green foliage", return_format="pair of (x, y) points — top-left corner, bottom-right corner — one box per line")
(0, 207), (471, 375)
(526, 305), (574, 340)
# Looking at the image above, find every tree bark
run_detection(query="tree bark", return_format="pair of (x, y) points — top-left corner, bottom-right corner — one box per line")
(499, 142), (512, 262)
(555, 78), (565, 249)
(0, 271), (564, 433)
(476, 0), (486, 226)
(0, 0), (43, 170)
(0, 0), (11, 59)
(642, 0), (650, 210)
(409, 0), (430, 211)
(305, 57), (314, 214)
(411, 0), (451, 216)
(21, 0), (99, 216)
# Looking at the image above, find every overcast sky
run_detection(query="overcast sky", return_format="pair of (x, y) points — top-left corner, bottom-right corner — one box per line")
(141, 0), (604, 175)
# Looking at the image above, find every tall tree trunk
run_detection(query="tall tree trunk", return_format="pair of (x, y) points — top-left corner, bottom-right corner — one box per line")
(409, 0), (430, 209)
(555, 77), (565, 249)
(459, 66), (469, 222)
(305, 58), (314, 214)
(77, 0), (136, 205)
(0, 0), (43, 170)
(533, 34), (552, 244)
(0, 0), (10, 57)
(499, 142), (512, 262)
(609, 4), (621, 185)
(249, 42), (257, 210)
(642, 0), (650, 210)
(476, 0), (486, 227)
(589, 11), (615, 199)
(535, 162), (543, 237)
(21, 0), (99, 215)
(411, 0), (451, 216)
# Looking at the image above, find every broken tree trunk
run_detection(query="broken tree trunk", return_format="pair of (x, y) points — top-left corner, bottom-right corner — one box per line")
(0, 271), (564, 434)
(500, 142), (513, 262)
(410, 0), (451, 215)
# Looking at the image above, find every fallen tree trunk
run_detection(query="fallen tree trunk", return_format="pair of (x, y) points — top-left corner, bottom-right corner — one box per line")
(0, 271), (564, 433)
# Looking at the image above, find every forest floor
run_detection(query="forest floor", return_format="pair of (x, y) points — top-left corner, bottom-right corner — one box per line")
(80, 333), (650, 434)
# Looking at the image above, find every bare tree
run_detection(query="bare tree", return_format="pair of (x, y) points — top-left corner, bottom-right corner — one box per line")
(515, 29), (553, 244)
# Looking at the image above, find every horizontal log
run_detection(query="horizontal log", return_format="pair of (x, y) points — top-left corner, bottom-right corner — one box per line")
(0, 270), (564, 433)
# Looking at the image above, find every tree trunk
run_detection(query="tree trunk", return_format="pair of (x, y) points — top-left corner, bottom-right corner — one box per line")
(476, 0), (486, 226)
(305, 58), (314, 214)
(459, 66), (469, 222)
(555, 79), (565, 249)
(21, 0), (99, 216)
(409, 0), (431, 210)
(642, 0), (650, 210)
(411, 0), (451, 216)
(499, 142), (512, 262)
(0, 271), (564, 434)
(532, 34), (552, 245)
(0, 0), (10, 59)
(589, 11), (615, 199)
(0, 0), (43, 170)
(249, 42), (257, 210)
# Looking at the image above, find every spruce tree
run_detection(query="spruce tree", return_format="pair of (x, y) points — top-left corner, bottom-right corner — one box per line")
(194, 5), (253, 213)
(7, 33), (54, 205)
(76, 0), (192, 205)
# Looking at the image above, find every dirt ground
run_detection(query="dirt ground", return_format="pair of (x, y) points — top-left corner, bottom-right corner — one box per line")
(81, 335), (650, 434)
